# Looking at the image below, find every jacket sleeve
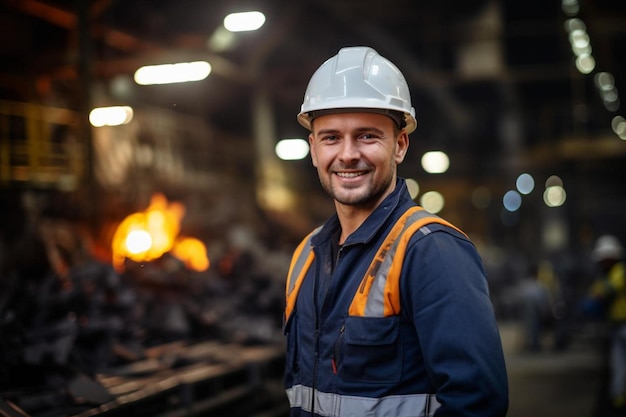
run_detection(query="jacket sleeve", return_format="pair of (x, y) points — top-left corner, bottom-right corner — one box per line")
(401, 227), (509, 417)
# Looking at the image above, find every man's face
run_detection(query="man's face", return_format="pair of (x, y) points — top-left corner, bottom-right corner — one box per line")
(309, 112), (409, 211)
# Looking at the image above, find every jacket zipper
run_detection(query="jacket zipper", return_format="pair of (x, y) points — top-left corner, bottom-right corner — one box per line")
(311, 253), (321, 416)
(329, 244), (346, 376)
(312, 242), (347, 415)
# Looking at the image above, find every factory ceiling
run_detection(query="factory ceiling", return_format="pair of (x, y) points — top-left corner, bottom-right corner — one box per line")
(1, 0), (625, 186)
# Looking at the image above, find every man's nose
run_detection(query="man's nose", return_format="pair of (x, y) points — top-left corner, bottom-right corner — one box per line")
(338, 138), (360, 162)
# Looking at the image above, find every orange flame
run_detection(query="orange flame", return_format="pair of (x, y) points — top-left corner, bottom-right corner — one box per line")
(111, 193), (209, 272)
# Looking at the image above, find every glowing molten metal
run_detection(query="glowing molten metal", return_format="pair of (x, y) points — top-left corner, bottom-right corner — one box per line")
(111, 193), (209, 272)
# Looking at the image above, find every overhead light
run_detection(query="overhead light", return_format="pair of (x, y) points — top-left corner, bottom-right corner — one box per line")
(503, 190), (522, 212)
(544, 186), (567, 207)
(89, 106), (134, 127)
(421, 151), (450, 174)
(405, 178), (420, 200)
(420, 191), (445, 214)
(275, 138), (309, 160)
(515, 173), (535, 195)
(208, 26), (237, 52)
(134, 61), (212, 85)
(223, 11), (266, 32)
(611, 116), (626, 140)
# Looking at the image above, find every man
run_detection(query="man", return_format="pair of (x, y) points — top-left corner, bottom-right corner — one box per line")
(283, 46), (508, 416)
(585, 235), (626, 411)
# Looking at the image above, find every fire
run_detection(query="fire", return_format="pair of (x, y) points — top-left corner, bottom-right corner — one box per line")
(171, 237), (210, 272)
(111, 193), (210, 272)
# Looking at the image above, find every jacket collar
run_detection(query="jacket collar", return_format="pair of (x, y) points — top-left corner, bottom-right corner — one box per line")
(312, 178), (413, 247)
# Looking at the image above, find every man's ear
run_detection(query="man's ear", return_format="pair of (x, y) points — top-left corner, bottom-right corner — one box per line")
(395, 131), (409, 164)
(309, 133), (318, 167)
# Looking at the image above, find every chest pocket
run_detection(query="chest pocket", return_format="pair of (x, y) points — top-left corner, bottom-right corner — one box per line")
(338, 315), (401, 383)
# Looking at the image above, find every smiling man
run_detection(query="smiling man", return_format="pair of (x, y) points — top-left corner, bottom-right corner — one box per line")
(310, 111), (407, 242)
(283, 46), (509, 417)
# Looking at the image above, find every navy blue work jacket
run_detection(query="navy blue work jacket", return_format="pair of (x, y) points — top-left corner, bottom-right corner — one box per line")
(284, 178), (509, 416)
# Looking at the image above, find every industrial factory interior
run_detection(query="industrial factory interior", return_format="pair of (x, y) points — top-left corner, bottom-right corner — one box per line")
(1, 0), (625, 416)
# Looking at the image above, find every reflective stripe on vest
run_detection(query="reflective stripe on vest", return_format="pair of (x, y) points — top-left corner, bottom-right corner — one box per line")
(284, 206), (466, 321)
(286, 384), (440, 417)
(285, 226), (322, 321)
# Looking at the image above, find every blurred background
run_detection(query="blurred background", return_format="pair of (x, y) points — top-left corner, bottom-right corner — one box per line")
(0, 0), (625, 416)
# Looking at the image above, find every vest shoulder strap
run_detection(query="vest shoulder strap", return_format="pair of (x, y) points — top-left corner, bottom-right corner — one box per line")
(349, 206), (466, 317)
(284, 226), (321, 321)
(284, 207), (467, 322)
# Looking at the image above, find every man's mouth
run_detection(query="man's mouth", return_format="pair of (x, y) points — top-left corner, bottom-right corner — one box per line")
(335, 171), (366, 178)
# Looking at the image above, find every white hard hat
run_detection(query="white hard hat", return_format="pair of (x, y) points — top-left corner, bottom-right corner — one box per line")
(297, 46), (417, 134)
(592, 235), (624, 261)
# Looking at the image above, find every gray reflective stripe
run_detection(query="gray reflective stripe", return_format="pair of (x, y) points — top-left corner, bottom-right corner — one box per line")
(287, 227), (321, 295)
(286, 384), (440, 417)
(363, 210), (441, 317)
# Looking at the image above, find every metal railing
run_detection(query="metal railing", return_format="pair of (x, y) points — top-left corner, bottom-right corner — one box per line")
(0, 100), (83, 189)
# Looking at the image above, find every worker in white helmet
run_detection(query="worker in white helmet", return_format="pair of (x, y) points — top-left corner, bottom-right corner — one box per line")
(586, 234), (626, 410)
(283, 46), (508, 417)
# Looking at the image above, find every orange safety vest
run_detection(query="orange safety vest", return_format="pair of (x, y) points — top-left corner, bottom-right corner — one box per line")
(284, 206), (467, 322)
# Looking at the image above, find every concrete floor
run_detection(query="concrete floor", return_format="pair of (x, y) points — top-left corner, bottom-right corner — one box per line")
(501, 322), (609, 417)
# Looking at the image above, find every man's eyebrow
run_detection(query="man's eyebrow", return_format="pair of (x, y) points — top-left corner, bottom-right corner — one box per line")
(315, 128), (340, 135)
(354, 126), (385, 135)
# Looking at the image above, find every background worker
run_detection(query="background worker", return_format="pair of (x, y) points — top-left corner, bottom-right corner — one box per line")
(283, 46), (508, 416)
(584, 235), (626, 412)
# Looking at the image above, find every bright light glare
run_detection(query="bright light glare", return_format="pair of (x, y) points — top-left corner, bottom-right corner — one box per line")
(575, 54), (595, 74)
(275, 138), (309, 160)
(564, 18), (596, 75)
(421, 151), (450, 174)
(89, 106), (134, 127)
(503, 190), (522, 212)
(569, 30), (590, 49)
(224, 11), (266, 32)
(544, 186), (567, 207)
(564, 18), (586, 33)
(125, 230), (152, 254)
(420, 191), (445, 214)
(561, 0), (579, 16)
(208, 26), (236, 52)
(516, 173), (535, 195)
(545, 175), (563, 188)
(134, 61), (211, 85)
(405, 178), (420, 200)
(595, 72), (615, 91)
(612, 116), (626, 140)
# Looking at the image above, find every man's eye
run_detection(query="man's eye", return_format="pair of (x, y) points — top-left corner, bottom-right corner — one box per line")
(323, 135), (339, 141)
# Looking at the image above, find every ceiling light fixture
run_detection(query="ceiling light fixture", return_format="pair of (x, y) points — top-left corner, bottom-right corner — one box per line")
(134, 61), (212, 85)
(223, 11), (266, 32)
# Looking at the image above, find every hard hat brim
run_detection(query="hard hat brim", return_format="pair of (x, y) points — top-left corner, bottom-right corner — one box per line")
(298, 108), (417, 134)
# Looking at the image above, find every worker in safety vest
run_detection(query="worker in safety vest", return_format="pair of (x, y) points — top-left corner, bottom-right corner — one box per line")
(283, 46), (508, 416)
(585, 235), (626, 410)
